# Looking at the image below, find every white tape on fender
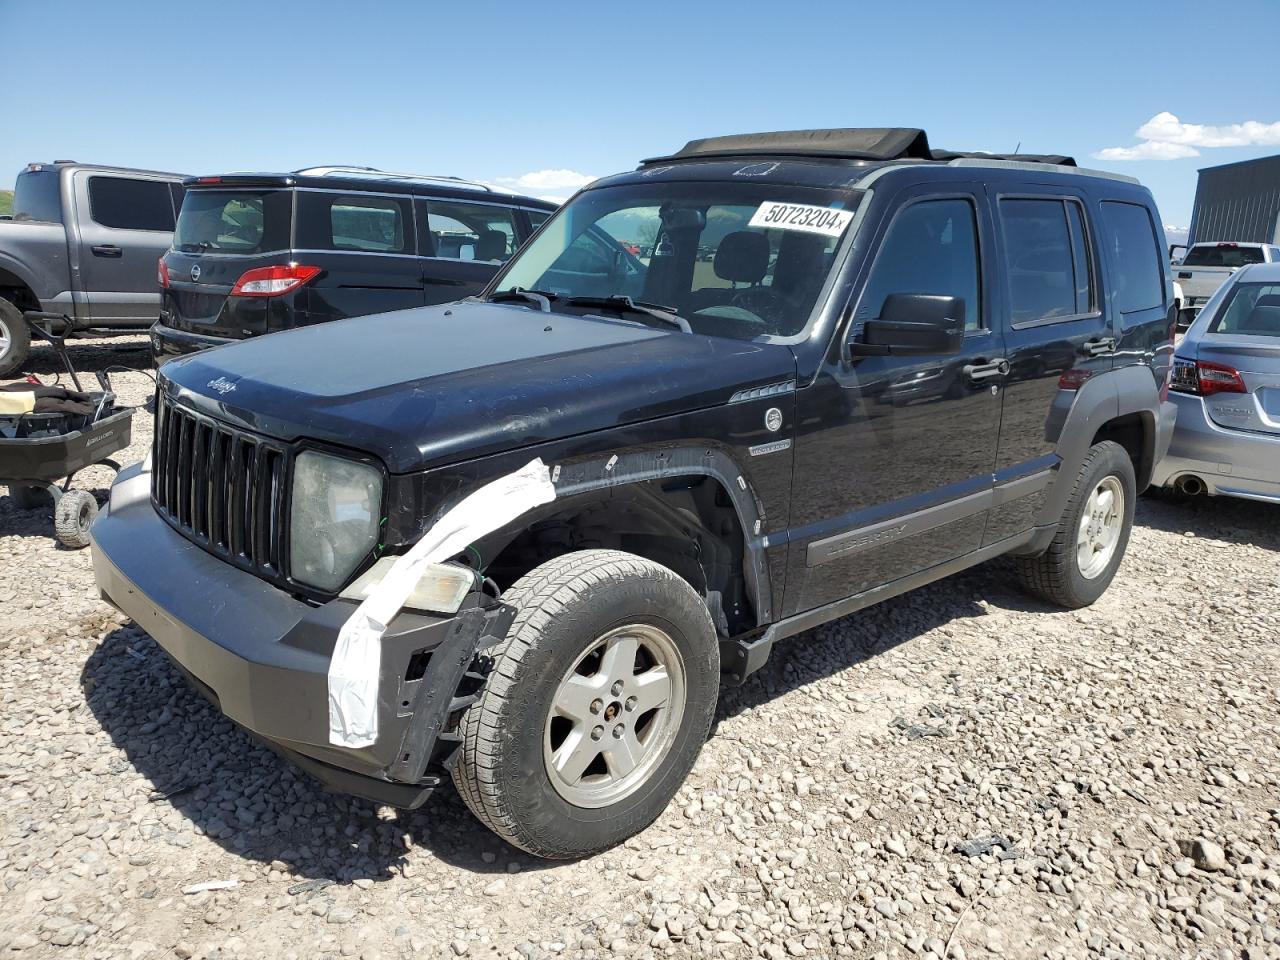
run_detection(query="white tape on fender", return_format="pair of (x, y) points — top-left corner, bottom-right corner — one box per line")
(327, 458), (557, 748)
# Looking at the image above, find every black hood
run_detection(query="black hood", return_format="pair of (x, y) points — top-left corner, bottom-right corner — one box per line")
(161, 301), (798, 472)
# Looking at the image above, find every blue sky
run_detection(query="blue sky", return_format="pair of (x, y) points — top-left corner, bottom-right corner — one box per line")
(2, 0), (1278, 231)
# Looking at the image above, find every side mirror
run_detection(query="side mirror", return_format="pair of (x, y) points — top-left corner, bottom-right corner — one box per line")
(848, 293), (966, 358)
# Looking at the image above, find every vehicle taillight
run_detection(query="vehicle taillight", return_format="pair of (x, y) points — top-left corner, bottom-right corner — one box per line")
(229, 264), (321, 298)
(158, 257), (169, 289)
(1169, 357), (1247, 397)
(1057, 368), (1093, 391)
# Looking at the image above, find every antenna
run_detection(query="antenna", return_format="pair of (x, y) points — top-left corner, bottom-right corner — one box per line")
(1013, 142), (1021, 155)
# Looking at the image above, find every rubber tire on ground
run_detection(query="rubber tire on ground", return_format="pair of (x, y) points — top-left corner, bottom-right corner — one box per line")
(54, 490), (98, 549)
(0, 297), (31, 378)
(1015, 440), (1136, 609)
(6, 484), (54, 510)
(453, 549), (720, 859)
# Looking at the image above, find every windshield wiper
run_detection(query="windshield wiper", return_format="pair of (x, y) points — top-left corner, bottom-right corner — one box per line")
(178, 241), (212, 253)
(564, 295), (691, 333)
(488, 287), (560, 312)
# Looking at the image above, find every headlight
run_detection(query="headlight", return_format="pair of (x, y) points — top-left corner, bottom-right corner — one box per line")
(290, 450), (383, 592)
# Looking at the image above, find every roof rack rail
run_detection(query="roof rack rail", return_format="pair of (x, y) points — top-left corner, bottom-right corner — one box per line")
(293, 165), (493, 192)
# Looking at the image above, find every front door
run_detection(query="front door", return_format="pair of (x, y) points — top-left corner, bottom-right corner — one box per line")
(73, 170), (177, 325)
(785, 187), (1005, 616)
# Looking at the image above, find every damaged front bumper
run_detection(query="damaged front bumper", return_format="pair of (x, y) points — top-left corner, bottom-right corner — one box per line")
(90, 461), (513, 808)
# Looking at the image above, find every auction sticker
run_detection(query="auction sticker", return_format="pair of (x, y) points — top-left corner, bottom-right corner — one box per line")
(749, 201), (853, 237)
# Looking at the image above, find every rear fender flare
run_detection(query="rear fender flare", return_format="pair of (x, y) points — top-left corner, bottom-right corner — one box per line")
(1036, 365), (1160, 527)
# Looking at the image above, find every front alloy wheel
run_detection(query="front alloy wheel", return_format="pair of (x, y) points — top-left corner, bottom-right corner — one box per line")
(545, 624), (687, 808)
(453, 550), (719, 859)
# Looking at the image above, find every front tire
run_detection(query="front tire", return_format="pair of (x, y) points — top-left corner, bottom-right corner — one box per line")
(453, 550), (719, 859)
(1016, 440), (1136, 609)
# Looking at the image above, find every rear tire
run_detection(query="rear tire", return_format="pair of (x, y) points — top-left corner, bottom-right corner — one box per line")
(453, 549), (719, 859)
(1016, 440), (1135, 609)
(0, 298), (31, 378)
(54, 490), (98, 548)
(7, 484), (53, 510)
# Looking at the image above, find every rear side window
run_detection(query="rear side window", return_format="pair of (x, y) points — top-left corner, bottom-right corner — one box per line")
(1101, 201), (1164, 313)
(857, 197), (982, 331)
(174, 190), (291, 254)
(998, 198), (1094, 325)
(1181, 244), (1267, 267)
(12, 169), (63, 223)
(1208, 282), (1280, 337)
(426, 200), (520, 262)
(527, 210), (551, 231)
(88, 176), (175, 231)
(296, 193), (413, 254)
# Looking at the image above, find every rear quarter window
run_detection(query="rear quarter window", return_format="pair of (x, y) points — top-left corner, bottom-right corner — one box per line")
(296, 193), (414, 254)
(1100, 201), (1164, 313)
(174, 190), (291, 254)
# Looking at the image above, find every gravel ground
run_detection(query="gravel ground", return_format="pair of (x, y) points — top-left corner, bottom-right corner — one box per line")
(2, 336), (1279, 960)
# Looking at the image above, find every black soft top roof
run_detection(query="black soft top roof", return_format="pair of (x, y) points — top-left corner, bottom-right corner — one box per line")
(643, 128), (1076, 168)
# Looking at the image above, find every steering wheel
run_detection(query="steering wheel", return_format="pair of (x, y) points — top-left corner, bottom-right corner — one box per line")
(729, 286), (793, 322)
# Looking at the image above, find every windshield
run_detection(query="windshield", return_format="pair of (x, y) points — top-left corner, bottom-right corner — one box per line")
(493, 180), (859, 340)
(1208, 282), (1280, 338)
(173, 189), (291, 254)
(1183, 244), (1265, 268)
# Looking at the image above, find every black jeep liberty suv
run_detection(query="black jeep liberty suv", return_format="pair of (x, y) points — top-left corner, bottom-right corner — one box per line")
(92, 129), (1177, 859)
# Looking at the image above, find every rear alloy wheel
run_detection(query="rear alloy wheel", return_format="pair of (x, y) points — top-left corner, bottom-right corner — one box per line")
(0, 298), (31, 378)
(453, 550), (719, 859)
(1016, 440), (1136, 609)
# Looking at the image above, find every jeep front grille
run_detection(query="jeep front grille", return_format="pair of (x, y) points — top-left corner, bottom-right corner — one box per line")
(152, 392), (289, 578)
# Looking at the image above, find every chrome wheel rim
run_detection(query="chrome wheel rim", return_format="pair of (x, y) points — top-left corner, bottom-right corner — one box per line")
(0, 316), (10, 358)
(1076, 475), (1124, 579)
(544, 623), (686, 809)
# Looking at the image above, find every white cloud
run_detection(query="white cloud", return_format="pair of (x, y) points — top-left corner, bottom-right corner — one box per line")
(1095, 141), (1200, 161)
(1136, 111), (1280, 149)
(494, 169), (596, 194)
(1094, 111), (1280, 161)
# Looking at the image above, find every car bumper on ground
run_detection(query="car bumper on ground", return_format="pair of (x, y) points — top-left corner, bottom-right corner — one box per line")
(150, 322), (236, 362)
(90, 461), (513, 807)
(1151, 392), (1280, 503)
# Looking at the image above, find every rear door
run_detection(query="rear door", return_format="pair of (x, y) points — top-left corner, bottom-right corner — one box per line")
(1197, 280), (1280, 436)
(72, 170), (178, 325)
(293, 190), (423, 323)
(418, 197), (523, 304)
(985, 187), (1115, 543)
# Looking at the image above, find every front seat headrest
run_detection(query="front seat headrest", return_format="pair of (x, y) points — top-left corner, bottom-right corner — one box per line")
(714, 231), (770, 284)
(474, 229), (508, 262)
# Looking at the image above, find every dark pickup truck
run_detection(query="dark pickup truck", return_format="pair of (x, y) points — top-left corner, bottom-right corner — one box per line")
(0, 162), (187, 374)
(91, 127), (1177, 859)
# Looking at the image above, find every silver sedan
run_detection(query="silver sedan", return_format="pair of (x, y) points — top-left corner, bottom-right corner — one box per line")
(1153, 262), (1280, 503)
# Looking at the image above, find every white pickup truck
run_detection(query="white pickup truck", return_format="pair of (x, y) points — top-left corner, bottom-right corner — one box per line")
(1174, 241), (1280, 326)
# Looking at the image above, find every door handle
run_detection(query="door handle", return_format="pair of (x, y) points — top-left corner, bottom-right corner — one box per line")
(963, 358), (1009, 382)
(1081, 337), (1116, 357)
(90, 244), (122, 257)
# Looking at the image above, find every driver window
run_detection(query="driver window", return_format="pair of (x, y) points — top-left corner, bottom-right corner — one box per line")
(856, 198), (981, 331)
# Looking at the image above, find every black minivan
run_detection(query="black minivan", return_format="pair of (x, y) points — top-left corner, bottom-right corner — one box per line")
(152, 167), (556, 359)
